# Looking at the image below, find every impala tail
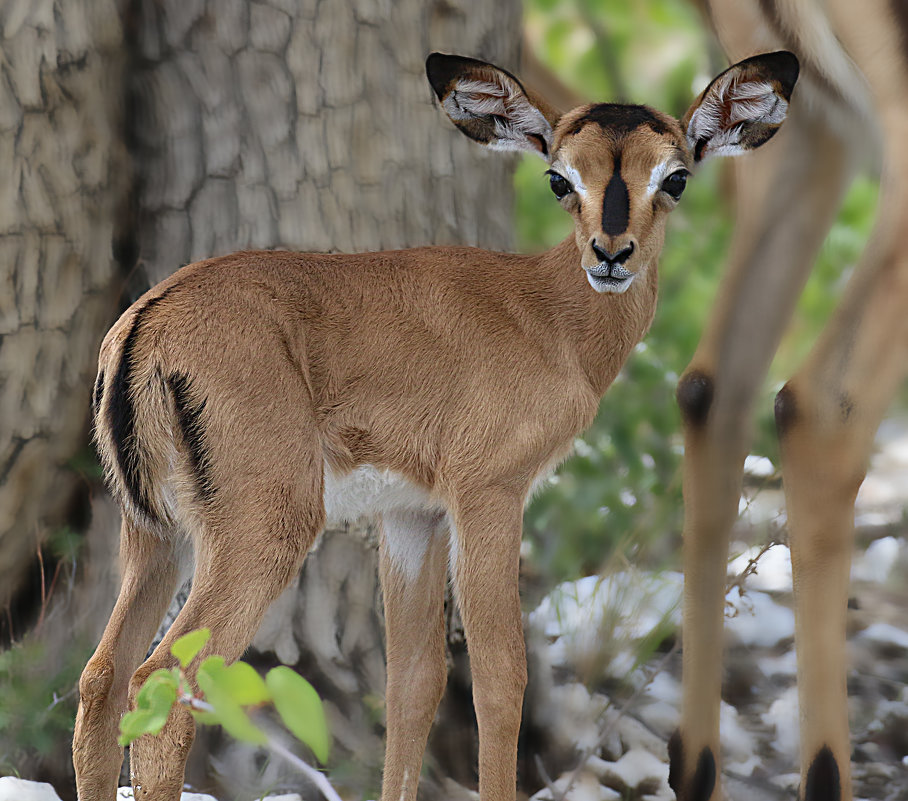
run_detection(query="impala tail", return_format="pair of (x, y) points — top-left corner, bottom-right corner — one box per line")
(93, 289), (203, 531)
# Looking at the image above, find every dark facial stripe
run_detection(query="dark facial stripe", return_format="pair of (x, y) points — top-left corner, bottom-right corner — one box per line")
(602, 155), (630, 236)
(108, 292), (168, 523)
(167, 372), (216, 506)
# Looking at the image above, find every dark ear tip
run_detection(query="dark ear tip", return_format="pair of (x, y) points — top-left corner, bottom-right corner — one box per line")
(425, 52), (452, 99)
(760, 50), (799, 96)
(426, 52), (487, 100)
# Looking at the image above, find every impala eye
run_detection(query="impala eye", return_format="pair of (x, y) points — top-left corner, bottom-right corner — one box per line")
(546, 170), (573, 200)
(661, 169), (689, 201)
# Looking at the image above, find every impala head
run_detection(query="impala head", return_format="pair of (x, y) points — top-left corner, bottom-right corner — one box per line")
(427, 51), (798, 294)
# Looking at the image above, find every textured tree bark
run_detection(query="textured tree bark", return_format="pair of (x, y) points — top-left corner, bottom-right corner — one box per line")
(0, 0), (129, 609)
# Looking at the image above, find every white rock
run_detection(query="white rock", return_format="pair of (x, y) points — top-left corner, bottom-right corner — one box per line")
(857, 622), (908, 651)
(744, 454), (775, 478)
(762, 686), (800, 757)
(597, 748), (669, 792)
(725, 587), (794, 647)
(720, 701), (756, 768)
(530, 772), (620, 801)
(548, 683), (609, 752)
(0, 778), (63, 801)
(637, 699), (679, 734)
(770, 773), (801, 792)
(758, 647), (798, 678)
(851, 536), (902, 583)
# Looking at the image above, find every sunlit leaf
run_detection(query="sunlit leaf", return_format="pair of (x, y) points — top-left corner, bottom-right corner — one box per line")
(198, 656), (269, 706)
(197, 662), (267, 744)
(117, 669), (178, 745)
(171, 628), (211, 668)
(266, 666), (330, 764)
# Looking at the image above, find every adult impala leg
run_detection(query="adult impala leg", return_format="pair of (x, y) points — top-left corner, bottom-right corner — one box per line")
(74, 521), (180, 801)
(450, 490), (526, 801)
(379, 511), (449, 801)
(776, 129), (908, 801)
(672, 104), (856, 801)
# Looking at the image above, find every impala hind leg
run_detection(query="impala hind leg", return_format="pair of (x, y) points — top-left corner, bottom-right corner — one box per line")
(450, 491), (525, 801)
(74, 521), (181, 801)
(127, 474), (324, 800)
(379, 511), (449, 801)
(673, 102), (856, 801)
(777, 137), (908, 801)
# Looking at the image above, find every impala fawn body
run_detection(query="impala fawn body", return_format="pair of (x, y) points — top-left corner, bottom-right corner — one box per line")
(73, 51), (796, 800)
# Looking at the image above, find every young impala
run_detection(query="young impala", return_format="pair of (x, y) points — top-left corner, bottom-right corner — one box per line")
(72, 51), (796, 800)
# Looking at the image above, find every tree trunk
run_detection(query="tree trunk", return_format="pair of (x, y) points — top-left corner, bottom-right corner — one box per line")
(0, 0), (128, 612)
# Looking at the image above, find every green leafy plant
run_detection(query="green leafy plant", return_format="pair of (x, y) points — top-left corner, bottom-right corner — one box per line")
(120, 629), (335, 798)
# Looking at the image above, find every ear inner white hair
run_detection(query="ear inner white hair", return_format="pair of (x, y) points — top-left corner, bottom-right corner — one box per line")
(686, 73), (788, 161)
(445, 76), (553, 155)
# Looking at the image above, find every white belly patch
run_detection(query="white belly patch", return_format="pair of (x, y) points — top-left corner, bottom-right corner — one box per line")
(323, 464), (447, 581)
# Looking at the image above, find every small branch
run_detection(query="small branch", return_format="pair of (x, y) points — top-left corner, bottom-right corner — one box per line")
(35, 536), (47, 632)
(179, 692), (344, 801)
(267, 738), (344, 801)
(179, 693), (215, 712)
(725, 537), (780, 596)
(534, 753), (559, 799)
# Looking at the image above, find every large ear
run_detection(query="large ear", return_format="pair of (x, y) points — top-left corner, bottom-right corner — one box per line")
(682, 51), (799, 163)
(426, 52), (561, 159)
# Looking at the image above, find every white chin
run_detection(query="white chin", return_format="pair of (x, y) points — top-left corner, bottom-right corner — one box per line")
(586, 271), (635, 294)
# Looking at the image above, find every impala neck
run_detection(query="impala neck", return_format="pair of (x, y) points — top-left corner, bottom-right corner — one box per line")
(530, 235), (659, 398)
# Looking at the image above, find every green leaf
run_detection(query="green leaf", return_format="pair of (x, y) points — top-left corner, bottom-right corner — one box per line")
(117, 669), (178, 746)
(198, 656), (269, 707)
(171, 628), (211, 668)
(197, 662), (267, 744)
(266, 666), (330, 764)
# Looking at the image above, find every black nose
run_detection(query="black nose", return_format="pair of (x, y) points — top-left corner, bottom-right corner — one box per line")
(591, 240), (635, 264)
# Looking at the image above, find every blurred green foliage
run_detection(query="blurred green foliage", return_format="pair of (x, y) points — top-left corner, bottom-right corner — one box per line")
(0, 638), (92, 773)
(518, 0), (878, 581)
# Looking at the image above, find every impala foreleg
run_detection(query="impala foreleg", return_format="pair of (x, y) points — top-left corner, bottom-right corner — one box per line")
(451, 491), (526, 801)
(379, 511), (449, 801)
(673, 105), (855, 801)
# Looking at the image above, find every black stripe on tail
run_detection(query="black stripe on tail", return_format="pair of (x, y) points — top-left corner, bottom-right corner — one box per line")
(107, 292), (169, 522)
(167, 372), (216, 505)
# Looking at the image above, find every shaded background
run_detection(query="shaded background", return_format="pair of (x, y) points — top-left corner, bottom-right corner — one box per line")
(0, 0), (893, 799)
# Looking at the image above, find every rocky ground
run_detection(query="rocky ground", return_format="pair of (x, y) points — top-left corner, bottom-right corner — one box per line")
(7, 423), (908, 801)
(519, 418), (908, 801)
